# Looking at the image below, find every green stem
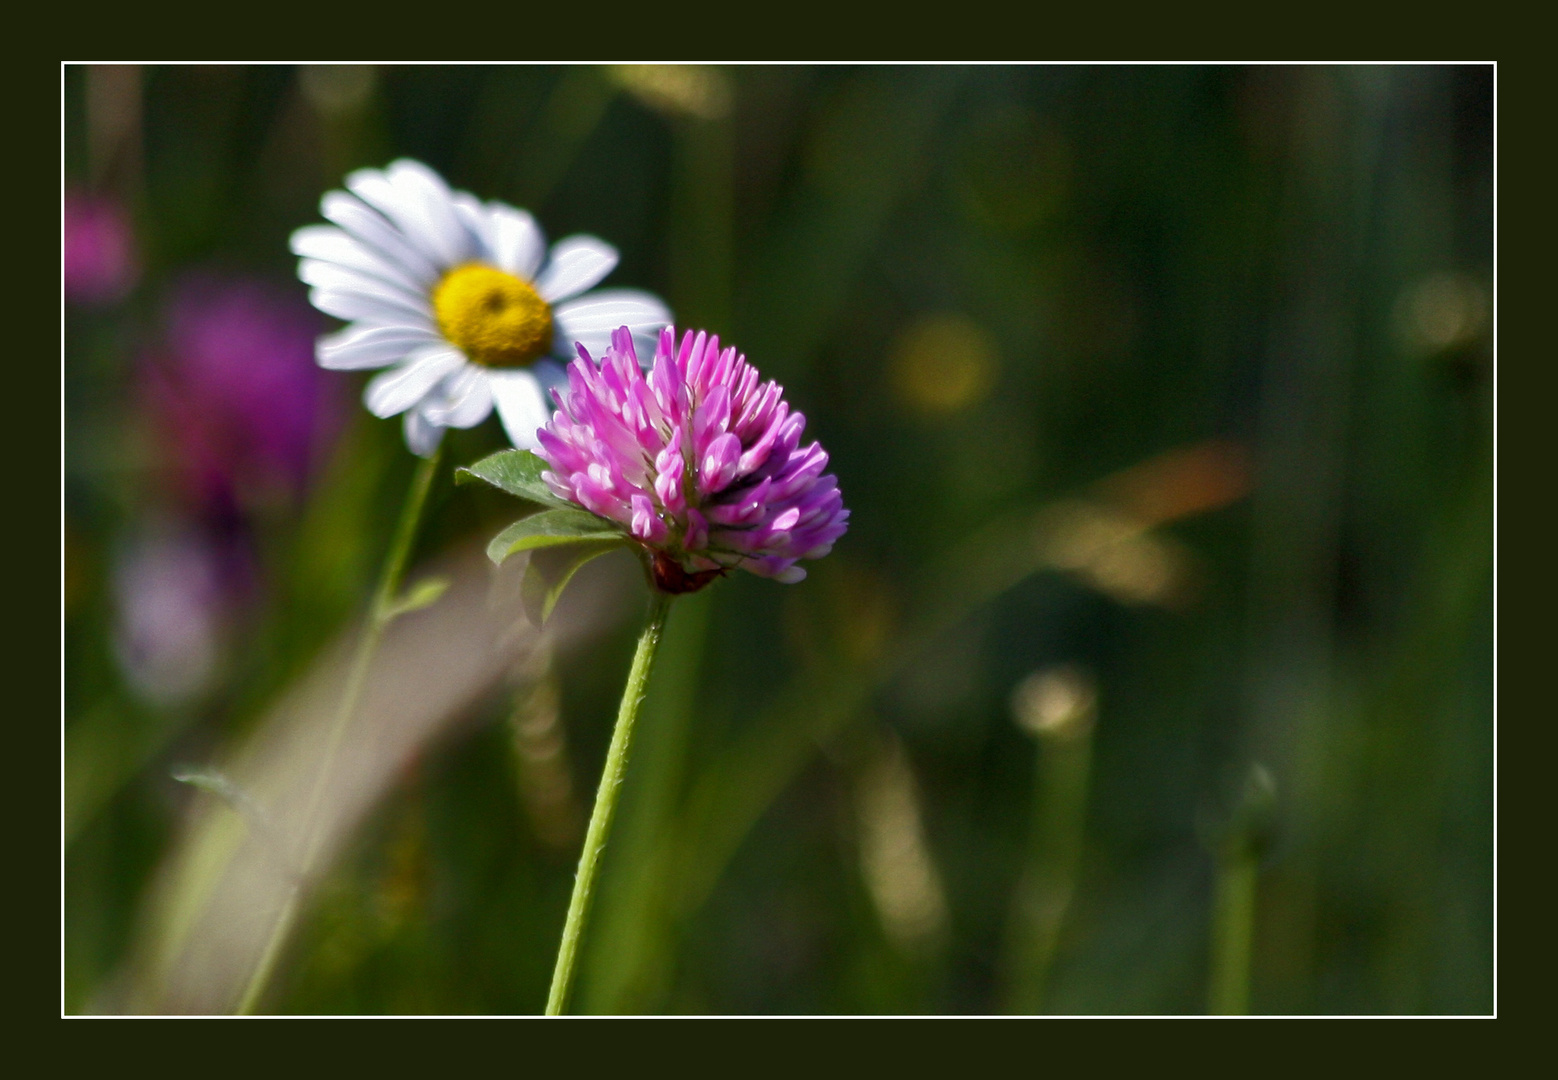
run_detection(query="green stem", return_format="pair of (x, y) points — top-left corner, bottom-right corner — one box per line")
(546, 591), (674, 1016)
(1004, 724), (1094, 1013)
(1208, 849), (1258, 1015)
(236, 445), (442, 1014)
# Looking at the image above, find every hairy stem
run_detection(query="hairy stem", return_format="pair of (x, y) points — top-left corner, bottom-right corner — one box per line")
(546, 591), (674, 1016)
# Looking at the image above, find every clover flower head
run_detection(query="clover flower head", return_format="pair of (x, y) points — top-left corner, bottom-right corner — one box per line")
(292, 158), (670, 456)
(535, 325), (849, 590)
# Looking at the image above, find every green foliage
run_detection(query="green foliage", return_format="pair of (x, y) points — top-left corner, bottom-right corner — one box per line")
(456, 449), (571, 510)
(485, 508), (623, 566)
(522, 542), (624, 626)
(170, 766), (246, 805)
(462, 448), (626, 614)
(380, 576), (451, 621)
(462, 451), (628, 618)
(169, 767), (277, 847)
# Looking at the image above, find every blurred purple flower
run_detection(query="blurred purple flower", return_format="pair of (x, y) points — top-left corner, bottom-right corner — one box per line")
(537, 326), (849, 591)
(113, 520), (230, 706)
(63, 191), (138, 304)
(143, 272), (343, 514)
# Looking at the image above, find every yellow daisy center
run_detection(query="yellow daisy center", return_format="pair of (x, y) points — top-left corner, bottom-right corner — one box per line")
(432, 263), (554, 367)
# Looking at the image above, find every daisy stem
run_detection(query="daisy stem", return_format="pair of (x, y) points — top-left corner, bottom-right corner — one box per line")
(236, 444), (443, 1015)
(546, 590), (674, 1016)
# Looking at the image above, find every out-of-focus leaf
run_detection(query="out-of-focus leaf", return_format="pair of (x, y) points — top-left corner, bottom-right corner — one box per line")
(381, 576), (451, 620)
(171, 767), (244, 804)
(170, 768), (279, 854)
(486, 509), (623, 565)
(521, 541), (625, 625)
(457, 450), (571, 509)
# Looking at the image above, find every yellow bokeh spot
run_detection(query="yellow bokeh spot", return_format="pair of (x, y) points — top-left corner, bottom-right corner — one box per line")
(432, 263), (553, 368)
(1395, 272), (1489, 354)
(609, 64), (732, 121)
(1010, 665), (1097, 740)
(890, 313), (998, 415)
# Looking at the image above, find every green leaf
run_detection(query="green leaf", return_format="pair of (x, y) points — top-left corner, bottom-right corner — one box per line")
(456, 449), (570, 508)
(486, 508), (624, 565)
(171, 766), (243, 803)
(381, 575), (451, 620)
(522, 542), (623, 625)
(170, 767), (271, 834)
(172, 767), (294, 876)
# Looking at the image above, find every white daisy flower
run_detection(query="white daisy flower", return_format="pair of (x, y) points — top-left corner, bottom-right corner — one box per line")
(291, 158), (671, 456)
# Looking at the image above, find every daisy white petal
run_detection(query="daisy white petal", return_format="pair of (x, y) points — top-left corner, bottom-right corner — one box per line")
(310, 287), (432, 327)
(450, 193), (496, 259)
(319, 192), (440, 284)
(290, 225), (430, 295)
(363, 347), (466, 418)
(343, 169), (441, 260)
(421, 365), (495, 429)
(488, 368), (550, 451)
(317, 324), (442, 370)
(534, 235), (620, 302)
(529, 358), (570, 403)
(553, 289), (672, 357)
(403, 407), (445, 458)
(347, 161), (470, 269)
(389, 159), (482, 264)
(487, 203), (546, 280)
(298, 259), (430, 313)
(383, 159), (473, 264)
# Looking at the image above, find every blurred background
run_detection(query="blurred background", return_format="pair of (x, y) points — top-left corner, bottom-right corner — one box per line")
(63, 64), (1493, 1015)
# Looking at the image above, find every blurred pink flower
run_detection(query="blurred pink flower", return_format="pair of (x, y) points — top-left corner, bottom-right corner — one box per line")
(112, 520), (229, 706)
(142, 272), (343, 514)
(63, 191), (138, 304)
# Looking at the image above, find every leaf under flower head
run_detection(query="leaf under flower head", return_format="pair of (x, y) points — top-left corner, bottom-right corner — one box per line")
(456, 448), (573, 509)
